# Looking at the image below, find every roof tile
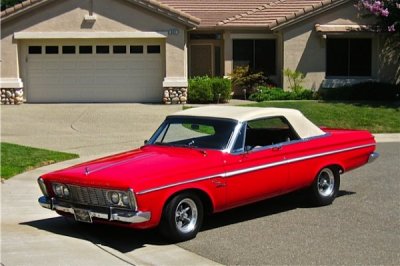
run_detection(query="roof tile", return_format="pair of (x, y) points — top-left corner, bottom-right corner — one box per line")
(2, 0), (348, 29)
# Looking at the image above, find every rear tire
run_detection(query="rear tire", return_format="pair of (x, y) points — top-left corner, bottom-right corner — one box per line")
(310, 167), (340, 206)
(159, 193), (203, 242)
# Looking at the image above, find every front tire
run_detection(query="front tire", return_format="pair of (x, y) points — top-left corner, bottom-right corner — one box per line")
(310, 167), (340, 206)
(159, 193), (203, 242)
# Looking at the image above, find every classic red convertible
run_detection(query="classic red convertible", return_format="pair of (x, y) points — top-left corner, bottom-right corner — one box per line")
(38, 106), (378, 241)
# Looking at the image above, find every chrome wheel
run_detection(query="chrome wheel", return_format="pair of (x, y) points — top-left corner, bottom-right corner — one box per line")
(310, 167), (340, 206)
(175, 198), (198, 234)
(317, 168), (335, 197)
(160, 193), (203, 242)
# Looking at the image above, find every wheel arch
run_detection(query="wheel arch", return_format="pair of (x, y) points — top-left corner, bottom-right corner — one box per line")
(163, 188), (214, 216)
(322, 163), (344, 174)
(313, 161), (344, 178)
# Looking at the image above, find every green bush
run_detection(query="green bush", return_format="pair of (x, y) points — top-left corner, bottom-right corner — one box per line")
(211, 78), (232, 103)
(188, 77), (213, 103)
(188, 76), (232, 104)
(229, 66), (276, 98)
(249, 86), (315, 102)
(319, 81), (400, 101)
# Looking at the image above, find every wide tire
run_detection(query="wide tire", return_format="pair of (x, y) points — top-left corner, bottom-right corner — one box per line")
(159, 193), (203, 242)
(310, 167), (340, 206)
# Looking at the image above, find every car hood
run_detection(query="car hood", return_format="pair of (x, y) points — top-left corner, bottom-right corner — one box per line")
(43, 145), (225, 192)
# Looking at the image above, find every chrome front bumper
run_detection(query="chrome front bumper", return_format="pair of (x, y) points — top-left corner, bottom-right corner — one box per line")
(368, 152), (380, 164)
(38, 196), (151, 223)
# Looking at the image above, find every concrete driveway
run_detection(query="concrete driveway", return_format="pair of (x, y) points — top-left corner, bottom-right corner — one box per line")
(1, 103), (221, 266)
(1, 103), (183, 157)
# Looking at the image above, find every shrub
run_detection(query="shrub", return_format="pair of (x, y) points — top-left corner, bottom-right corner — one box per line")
(188, 76), (232, 104)
(319, 81), (400, 101)
(229, 66), (275, 99)
(249, 86), (315, 102)
(284, 68), (306, 92)
(210, 77), (232, 103)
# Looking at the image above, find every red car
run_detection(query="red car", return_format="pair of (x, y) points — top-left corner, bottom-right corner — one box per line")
(38, 106), (378, 241)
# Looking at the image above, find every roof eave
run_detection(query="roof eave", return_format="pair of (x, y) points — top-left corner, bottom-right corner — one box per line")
(270, 0), (352, 31)
(197, 24), (271, 31)
(1, 0), (53, 23)
(1, 0), (200, 28)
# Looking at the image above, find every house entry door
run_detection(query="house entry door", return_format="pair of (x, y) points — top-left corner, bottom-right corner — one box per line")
(190, 44), (212, 77)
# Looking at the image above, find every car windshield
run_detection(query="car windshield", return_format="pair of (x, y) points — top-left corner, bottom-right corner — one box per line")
(148, 116), (238, 150)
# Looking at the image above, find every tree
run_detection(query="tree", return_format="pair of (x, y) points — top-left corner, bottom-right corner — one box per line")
(357, 0), (400, 33)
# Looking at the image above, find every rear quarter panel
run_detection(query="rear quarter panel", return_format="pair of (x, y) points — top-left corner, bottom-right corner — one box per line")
(284, 129), (376, 191)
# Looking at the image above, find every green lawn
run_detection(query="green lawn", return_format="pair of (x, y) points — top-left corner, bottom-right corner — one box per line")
(1, 142), (79, 180)
(245, 101), (400, 133)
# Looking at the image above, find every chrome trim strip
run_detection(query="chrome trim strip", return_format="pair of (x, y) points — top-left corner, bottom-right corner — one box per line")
(137, 174), (224, 195)
(226, 143), (375, 177)
(137, 143), (375, 195)
(38, 196), (150, 223)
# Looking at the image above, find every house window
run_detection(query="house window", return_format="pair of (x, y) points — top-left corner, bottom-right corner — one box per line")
(233, 39), (276, 75)
(62, 46), (76, 54)
(130, 45), (143, 54)
(45, 46), (59, 54)
(147, 45), (160, 54)
(28, 46), (42, 54)
(96, 45), (109, 54)
(189, 33), (222, 40)
(326, 38), (372, 77)
(113, 45), (126, 54)
(79, 46), (92, 54)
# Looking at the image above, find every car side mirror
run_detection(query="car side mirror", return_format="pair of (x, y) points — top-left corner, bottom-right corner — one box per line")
(144, 140), (148, 145)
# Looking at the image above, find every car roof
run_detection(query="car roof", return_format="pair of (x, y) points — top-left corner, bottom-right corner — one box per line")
(170, 106), (325, 139)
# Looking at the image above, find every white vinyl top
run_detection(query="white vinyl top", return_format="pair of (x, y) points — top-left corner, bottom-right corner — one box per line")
(170, 106), (325, 139)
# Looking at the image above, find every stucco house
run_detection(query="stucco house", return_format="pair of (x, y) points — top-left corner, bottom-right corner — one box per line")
(1, 0), (398, 104)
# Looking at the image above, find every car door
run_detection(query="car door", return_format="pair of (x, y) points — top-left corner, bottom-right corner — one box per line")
(223, 117), (297, 209)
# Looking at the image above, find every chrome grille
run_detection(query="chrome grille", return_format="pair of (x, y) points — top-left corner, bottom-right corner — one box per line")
(67, 185), (108, 207)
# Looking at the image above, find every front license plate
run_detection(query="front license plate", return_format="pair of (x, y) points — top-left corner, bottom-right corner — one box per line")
(74, 209), (92, 223)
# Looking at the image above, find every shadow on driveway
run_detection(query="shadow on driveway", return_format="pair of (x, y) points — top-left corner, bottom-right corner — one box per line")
(20, 189), (355, 253)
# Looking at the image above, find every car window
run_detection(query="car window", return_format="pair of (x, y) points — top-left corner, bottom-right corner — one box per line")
(149, 117), (237, 150)
(232, 123), (246, 153)
(245, 117), (299, 150)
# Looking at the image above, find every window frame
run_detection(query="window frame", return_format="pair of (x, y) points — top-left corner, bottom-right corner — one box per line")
(45, 46), (59, 54)
(232, 116), (299, 154)
(326, 37), (372, 78)
(232, 39), (276, 75)
(28, 46), (42, 54)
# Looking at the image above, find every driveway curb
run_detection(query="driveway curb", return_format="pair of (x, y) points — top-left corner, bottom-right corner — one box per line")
(373, 133), (400, 143)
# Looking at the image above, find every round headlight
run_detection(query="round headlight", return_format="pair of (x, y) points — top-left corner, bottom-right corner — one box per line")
(54, 184), (63, 196)
(110, 192), (120, 204)
(121, 194), (130, 206)
(63, 186), (70, 197)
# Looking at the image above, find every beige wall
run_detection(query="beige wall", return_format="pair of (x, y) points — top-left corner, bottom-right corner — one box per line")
(280, 1), (395, 90)
(1, 0), (188, 90)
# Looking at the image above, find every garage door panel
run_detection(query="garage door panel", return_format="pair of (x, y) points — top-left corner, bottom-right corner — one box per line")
(27, 43), (164, 102)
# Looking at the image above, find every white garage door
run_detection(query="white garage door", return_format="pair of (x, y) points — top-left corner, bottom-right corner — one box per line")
(26, 43), (164, 102)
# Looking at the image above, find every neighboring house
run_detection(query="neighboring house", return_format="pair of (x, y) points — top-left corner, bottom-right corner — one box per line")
(1, 0), (398, 104)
